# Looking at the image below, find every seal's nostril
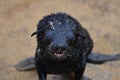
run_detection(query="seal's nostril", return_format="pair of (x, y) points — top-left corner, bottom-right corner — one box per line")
(48, 42), (68, 52)
(49, 46), (67, 52)
(60, 47), (67, 51)
(55, 47), (67, 52)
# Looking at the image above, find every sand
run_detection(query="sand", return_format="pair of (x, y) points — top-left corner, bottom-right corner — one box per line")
(0, 0), (120, 80)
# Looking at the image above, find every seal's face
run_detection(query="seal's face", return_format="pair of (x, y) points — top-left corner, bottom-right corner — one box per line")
(44, 20), (76, 61)
(32, 13), (83, 61)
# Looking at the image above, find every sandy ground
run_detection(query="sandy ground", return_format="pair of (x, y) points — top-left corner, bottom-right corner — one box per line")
(0, 0), (120, 80)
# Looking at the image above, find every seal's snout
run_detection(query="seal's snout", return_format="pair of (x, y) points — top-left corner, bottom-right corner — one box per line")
(49, 44), (67, 52)
(49, 45), (67, 57)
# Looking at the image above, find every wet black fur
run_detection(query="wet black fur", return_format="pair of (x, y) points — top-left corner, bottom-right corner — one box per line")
(33, 13), (93, 80)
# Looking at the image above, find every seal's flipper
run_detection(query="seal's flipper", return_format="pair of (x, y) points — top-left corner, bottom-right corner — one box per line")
(15, 57), (35, 71)
(15, 53), (120, 71)
(87, 52), (120, 64)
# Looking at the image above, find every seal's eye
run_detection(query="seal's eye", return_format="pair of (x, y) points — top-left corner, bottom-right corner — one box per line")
(67, 34), (75, 44)
(45, 30), (54, 39)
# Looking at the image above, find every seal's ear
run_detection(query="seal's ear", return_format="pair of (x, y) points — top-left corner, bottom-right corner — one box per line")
(31, 30), (41, 37)
(31, 31), (38, 37)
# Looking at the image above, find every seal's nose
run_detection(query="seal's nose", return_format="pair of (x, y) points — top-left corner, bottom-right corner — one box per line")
(49, 42), (67, 52)
(53, 46), (67, 52)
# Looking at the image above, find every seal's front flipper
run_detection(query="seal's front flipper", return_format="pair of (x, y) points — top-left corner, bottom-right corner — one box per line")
(87, 52), (120, 64)
(15, 57), (35, 71)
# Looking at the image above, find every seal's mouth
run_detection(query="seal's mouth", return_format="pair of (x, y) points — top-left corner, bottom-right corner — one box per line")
(48, 50), (68, 60)
(54, 52), (64, 57)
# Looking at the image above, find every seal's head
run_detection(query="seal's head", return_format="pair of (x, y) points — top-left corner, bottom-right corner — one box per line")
(32, 13), (92, 61)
